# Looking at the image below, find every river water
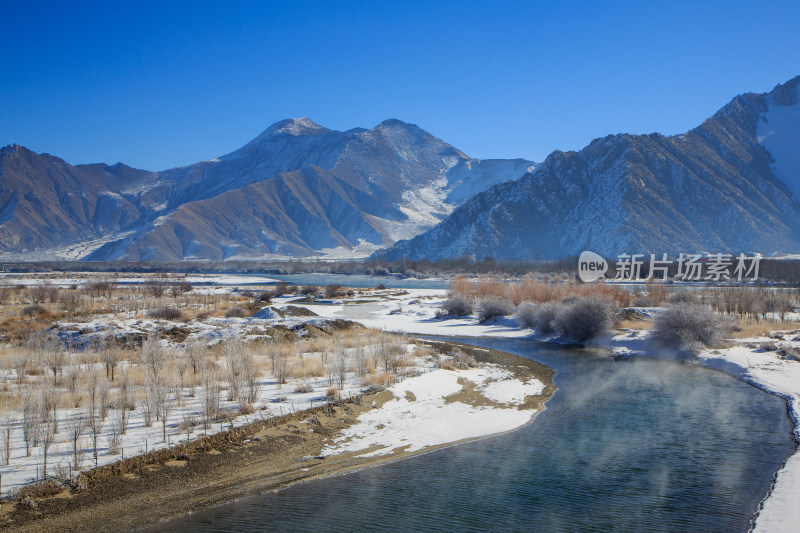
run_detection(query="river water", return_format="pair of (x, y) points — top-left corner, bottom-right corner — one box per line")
(148, 337), (795, 532)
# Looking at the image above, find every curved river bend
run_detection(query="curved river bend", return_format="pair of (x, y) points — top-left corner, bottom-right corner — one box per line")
(148, 337), (795, 533)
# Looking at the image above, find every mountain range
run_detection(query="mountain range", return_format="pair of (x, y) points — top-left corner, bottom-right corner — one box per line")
(2, 75), (799, 262)
(0, 119), (533, 260)
(379, 75), (800, 261)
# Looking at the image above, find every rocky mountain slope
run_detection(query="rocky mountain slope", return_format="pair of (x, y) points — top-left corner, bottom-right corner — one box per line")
(0, 119), (533, 260)
(379, 76), (800, 261)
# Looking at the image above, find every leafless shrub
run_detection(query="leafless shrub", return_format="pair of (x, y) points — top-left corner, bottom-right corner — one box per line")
(667, 291), (697, 305)
(270, 343), (290, 385)
(148, 307), (184, 321)
(325, 284), (342, 298)
(170, 281), (193, 296)
(328, 348), (349, 390)
(553, 296), (616, 343)
(300, 285), (320, 296)
(439, 294), (473, 317)
(17, 479), (61, 500)
(144, 277), (169, 298)
(353, 344), (371, 378)
(294, 381), (314, 393)
(526, 301), (561, 335)
(476, 296), (514, 322)
(0, 285), (13, 304)
(514, 302), (538, 329)
(440, 349), (477, 370)
(652, 302), (733, 358)
(377, 334), (407, 374)
(42, 340), (67, 385)
(225, 306), (247, 318)
(226, 340), (260, 409)
(258, 291), (274, 302)
(27, 284), (58, 304)
(86, 280), (115, 298)
(13, 351), (28, 390)
(21, 304), (49, 317)
(273, 281), (290, 297)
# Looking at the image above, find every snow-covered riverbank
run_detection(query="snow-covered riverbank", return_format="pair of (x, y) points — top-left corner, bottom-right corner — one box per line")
(322, 364), (545, 459)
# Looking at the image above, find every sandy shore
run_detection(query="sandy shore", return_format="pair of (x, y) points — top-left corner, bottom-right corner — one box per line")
(0, 340), (555, 533)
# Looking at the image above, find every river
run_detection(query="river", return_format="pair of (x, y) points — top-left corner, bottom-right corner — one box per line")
(147, 337), (794, 532)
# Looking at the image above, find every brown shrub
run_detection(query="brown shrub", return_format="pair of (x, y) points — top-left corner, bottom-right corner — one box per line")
(148, 307), (184, 321)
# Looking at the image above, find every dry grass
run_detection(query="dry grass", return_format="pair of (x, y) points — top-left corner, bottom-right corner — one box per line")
(450, 275), (631, 307)
(362, 372), (393, 388)
(730, 318), (800, 339)
(617, 318), (653, 331)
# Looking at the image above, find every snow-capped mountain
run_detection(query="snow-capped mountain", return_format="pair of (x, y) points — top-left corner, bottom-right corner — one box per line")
(378, 76), (800, 261)
(0, 119), (533, 260)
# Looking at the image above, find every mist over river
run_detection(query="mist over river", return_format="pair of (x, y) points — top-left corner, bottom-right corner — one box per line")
(148, 337), (794, 533)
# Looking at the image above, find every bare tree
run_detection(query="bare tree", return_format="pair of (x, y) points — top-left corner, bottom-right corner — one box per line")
(226, 340), (260, 410)
(0, 416), (14, 465)
(67, 412), (86, 469)
(38, 403), (57, 477)
(86, 407), (103, 465)
(42, 339), (67, 385)
(329, 348), (350, 390)
(225, 341), (245, 404)
(100, 347), (122, 382)
(116, 372), (131, 435)
(353, 344), (370, 378)
(86, 369), (101, 419)
(186, 339), (207, 397)
(42, 383), (60, 434)
(12, 351), (28, 390)
(158, 383), (175, 443)
(98, 376), (110, 422)
(175, 354), (190, 406)
(139, 335), (166, 426)
(270, 342), (290, 385)
(200, 358), (220, 428)
(22, 389), (39, 457)
(377, 334), (406, 374)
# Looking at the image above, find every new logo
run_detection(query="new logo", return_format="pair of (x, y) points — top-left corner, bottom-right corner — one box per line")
(578, 250), (608, 282)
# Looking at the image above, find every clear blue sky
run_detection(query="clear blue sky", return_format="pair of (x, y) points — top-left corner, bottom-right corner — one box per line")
(1, 0), (798, 170)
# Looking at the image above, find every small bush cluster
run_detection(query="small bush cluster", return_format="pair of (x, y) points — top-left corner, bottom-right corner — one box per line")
(300, 285), (320, 296)
(515, 301), (561, 334)
(438, 294), (473, 317)
(475, 296), (514, 323)
(652, 302), (733, 357)
(224, 307), (247, 318)
(324, 284), (342, 298)
(148, 307), (184, 321)
(21, 304), (49, 317)
(553, 296), (616, 343)
(515, 297), (615, 342)
(440, 349), (477, 369)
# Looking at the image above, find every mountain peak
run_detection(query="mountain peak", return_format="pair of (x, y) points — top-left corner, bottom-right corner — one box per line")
(377, 118), (417, 130)
(268, 117), (329, 136)
(768, 75), (800, 107)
